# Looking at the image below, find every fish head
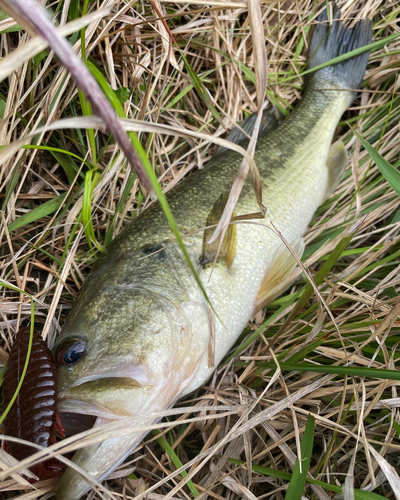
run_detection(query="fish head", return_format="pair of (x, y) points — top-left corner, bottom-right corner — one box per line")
(55, 283), (204, 423)
(54, 247), (211, 499)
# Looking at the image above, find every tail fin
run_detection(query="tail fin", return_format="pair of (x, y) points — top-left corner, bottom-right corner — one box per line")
(308, 3), (372, 91)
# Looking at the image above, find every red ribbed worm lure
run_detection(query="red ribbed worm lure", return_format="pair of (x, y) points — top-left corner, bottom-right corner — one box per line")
(2, 327), (66, 480)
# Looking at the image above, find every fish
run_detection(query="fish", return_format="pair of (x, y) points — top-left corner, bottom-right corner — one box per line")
(54, 4), (372, 499)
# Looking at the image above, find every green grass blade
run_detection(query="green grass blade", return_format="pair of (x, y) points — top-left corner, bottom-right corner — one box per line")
(7, 193), (68, 232)
(82, 169), (102, 252)
(354, 493), (390, 500)
(164, 83), (194, 110)
(33, 50), (49, 67)
(85, 60), (127, 119)
(0, 282), (35, 424)
(234, 60), (290, 115)
(1, 158), (22, 210)
(285, 335), (327, 365)
(103, 170), (136, 247)
(257, 361), (400, 381)
(0, 363), (7, 384)
(0, 97), (5, 118)
(153, 429), (199, 497)
(0, 8), (22, 33)
(24, 144), (91, 176)
(78, 88), (97, 167)
(280, 32), (400, 84)
(353, 130), (400, 198)
(68, 0), (80, 21)
(180, 52), (224, 128)
(227, 458), (387, 500)
(284, 228), (357, 327)
(285, 415), (315, 500)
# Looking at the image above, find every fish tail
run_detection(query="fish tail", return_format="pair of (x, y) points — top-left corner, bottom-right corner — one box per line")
(307, 3), (372, 94)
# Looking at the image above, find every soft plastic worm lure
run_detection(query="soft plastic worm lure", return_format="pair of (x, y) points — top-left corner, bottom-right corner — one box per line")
(2, 327), (66, 480)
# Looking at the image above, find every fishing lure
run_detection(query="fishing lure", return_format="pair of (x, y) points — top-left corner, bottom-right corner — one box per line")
(2, 327), (66, 481)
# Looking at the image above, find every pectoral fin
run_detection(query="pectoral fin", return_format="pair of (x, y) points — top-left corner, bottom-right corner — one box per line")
(255, 238), (305, 312)
(324, 141), (347, 200)
(202, 192), (236, 270)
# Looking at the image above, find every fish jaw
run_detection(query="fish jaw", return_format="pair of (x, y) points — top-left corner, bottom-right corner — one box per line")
(54, 287), (212, 498)
(58, 377), (148, 419)
(55, 373), (184, 499)
(55, 417), (154, 500)
(55, 337), (207, 499)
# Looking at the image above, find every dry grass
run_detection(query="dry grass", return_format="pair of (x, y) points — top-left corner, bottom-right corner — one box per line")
(1, 0), (400, 499)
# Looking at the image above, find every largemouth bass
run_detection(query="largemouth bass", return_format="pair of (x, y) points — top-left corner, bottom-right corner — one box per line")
(55, 5), (372, 499)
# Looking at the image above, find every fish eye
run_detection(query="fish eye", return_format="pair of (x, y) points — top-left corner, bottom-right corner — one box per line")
(56, 336), (87, 366)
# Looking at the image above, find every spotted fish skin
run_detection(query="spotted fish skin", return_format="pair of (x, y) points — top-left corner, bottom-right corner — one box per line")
(55, 5), (372, 499)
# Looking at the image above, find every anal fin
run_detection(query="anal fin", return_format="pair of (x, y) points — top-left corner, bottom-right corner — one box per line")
(324, 141), (347, 200)
(255, 237), (305, 312)
(202, 192), (236, 270)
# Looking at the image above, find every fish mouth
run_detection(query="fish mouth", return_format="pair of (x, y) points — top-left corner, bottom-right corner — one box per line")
(58, 396), (127, 420)
(58, 375), (147, 427)
(61, 364), (149, 389)
(60, 374), (144, 391)
(58, 378), (136, 437)
(59, 411), (98, 437)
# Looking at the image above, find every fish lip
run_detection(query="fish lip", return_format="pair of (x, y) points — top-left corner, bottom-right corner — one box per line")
(64, 371), (147, 389)
(58, 397), (128, 420)
(58, 374), (149, 419)
(62, 372), (148, 392)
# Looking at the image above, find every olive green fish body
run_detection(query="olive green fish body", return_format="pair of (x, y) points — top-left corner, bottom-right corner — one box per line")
(58, 82), (347, 403)
(55, 6), (372, 498)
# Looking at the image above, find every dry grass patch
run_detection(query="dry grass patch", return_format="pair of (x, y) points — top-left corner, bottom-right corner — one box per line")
(0, 0), (400, 499)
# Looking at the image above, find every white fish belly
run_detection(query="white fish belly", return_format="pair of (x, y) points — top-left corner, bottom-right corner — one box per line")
(182, 99), (345, 395)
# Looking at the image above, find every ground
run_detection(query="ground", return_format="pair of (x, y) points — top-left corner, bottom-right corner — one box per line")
(0, 0), (400, 499)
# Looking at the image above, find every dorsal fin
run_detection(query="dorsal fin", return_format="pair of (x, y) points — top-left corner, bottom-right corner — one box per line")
(213, 106), (283, 158)
(201, 192), (236, 270)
